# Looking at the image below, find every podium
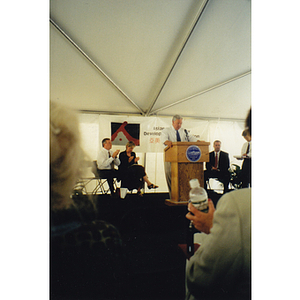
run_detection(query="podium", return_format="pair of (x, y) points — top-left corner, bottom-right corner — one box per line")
(164, 141), (210, 206)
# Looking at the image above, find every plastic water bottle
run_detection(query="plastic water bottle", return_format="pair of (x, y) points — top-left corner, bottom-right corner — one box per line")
(188, 179), (208, 213)
(187, 179), (208, 256)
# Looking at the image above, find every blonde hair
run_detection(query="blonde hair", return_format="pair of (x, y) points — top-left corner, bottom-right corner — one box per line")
(50, 101), (83, 211)
(126, 141), (136, 148)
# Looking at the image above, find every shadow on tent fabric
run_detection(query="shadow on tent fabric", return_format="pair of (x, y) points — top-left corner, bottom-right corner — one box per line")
(119, 205), (187, 300)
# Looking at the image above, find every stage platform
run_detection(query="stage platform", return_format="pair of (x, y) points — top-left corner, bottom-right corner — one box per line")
(71, 191), (225, 299)
(72, 190), (224, 231)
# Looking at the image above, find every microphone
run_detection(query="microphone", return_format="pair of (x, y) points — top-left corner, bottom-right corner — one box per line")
(184, 129), (189, 142)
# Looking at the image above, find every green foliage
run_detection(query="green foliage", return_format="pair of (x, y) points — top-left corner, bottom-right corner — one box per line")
(229, 164), (243, 189)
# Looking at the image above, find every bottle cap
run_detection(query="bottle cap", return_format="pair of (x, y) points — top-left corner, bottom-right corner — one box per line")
(189, 178), (200, 189)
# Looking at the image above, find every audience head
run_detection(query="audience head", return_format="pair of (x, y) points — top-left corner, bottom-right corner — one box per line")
(242, 129), (251, 142)
(102, 138), (112, 150)
(213, 140), (221, 152)
(172, 114), (183, 131)
(50, 101), (83, 211)
(245, 108), (251, 135)
(242, 109), (251, 141)
(126, 141), (136, 152)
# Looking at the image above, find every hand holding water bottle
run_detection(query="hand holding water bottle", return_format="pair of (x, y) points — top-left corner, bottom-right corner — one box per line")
(186, 200), (215, 234)
(186, 179), (215, 234)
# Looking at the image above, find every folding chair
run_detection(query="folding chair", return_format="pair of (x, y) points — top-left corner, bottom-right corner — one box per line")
(91, 161), (119, 195)
(91, 161), (111, 195)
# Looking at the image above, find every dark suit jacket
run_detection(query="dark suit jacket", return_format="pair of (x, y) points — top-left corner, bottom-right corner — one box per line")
(206, 151), (230, 174)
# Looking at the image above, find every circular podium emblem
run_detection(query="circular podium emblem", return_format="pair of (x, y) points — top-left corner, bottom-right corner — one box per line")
(186, 145), (201, 162)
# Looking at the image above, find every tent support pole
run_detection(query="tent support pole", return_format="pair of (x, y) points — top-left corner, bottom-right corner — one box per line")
(145, 0), (210, 116)
(50, 18), (145, 115)
(149, 71), (251, 115)
(78, 109), (145, 116)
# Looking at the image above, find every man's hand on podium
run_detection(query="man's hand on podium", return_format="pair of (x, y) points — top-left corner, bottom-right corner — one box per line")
(165, 141), (173, 148)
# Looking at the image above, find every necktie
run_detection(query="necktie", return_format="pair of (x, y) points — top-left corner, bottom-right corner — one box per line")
(215, 153), (218, 168)
(176, 130), (181, 142)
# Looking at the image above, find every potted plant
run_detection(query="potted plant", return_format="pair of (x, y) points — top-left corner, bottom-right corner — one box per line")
(229, 164), (243, 189)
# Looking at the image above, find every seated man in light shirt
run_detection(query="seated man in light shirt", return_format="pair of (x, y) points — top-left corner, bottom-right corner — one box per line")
(97, 138), (120, 196)
(161, 115), (199, 196)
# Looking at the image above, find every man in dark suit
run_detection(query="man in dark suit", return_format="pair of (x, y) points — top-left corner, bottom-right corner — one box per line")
(204, 140), (230, 194)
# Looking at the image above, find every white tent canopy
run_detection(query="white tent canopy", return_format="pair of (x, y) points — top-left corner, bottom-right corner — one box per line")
(50, 0), (251, 120)
(50, 0), (251, 192)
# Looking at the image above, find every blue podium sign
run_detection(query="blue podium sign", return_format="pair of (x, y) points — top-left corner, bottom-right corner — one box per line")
(186, 145), (201, 162)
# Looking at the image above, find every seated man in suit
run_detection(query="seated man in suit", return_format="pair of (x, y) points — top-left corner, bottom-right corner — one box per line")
(204, 140), (230, 194)
(97, 138), (120, 196)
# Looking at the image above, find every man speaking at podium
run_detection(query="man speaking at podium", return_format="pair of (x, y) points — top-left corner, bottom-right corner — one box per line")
(161, 115), (199, 196)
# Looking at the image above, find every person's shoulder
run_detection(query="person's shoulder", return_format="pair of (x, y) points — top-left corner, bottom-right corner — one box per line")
(52, 219), (122, 252)
(221, 151), (229, 156)
(217, 188), (251, 210)
(229, 188), (251, 198)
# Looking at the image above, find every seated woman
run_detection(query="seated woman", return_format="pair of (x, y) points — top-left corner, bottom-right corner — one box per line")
(119, 141), (158, 196)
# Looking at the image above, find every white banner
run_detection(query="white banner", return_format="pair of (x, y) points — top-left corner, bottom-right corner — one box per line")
(79, 113), (246, 177)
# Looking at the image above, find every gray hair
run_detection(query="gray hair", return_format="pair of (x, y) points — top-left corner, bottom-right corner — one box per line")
(172, 115), (183, 122)
(50, 101), (83, 211)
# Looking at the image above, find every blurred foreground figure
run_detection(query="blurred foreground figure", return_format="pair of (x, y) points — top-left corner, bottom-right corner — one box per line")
(185, 109), (251, 300)
(50, 101), (125, 300)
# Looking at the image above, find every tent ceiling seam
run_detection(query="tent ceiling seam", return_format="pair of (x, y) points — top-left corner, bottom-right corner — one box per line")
(152, 113), (245, 122)
(78, 110), (146, 116)
(78, 110), (245, 122)
(145, 0), (210, 117)
(50, 18), (145, 116)
(149, 70), (251, 115)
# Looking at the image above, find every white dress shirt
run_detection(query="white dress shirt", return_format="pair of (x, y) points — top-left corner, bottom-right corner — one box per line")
(97, 148), (120, 170)
(241, 141), (252, 158)
(161, 126), (197, 146)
